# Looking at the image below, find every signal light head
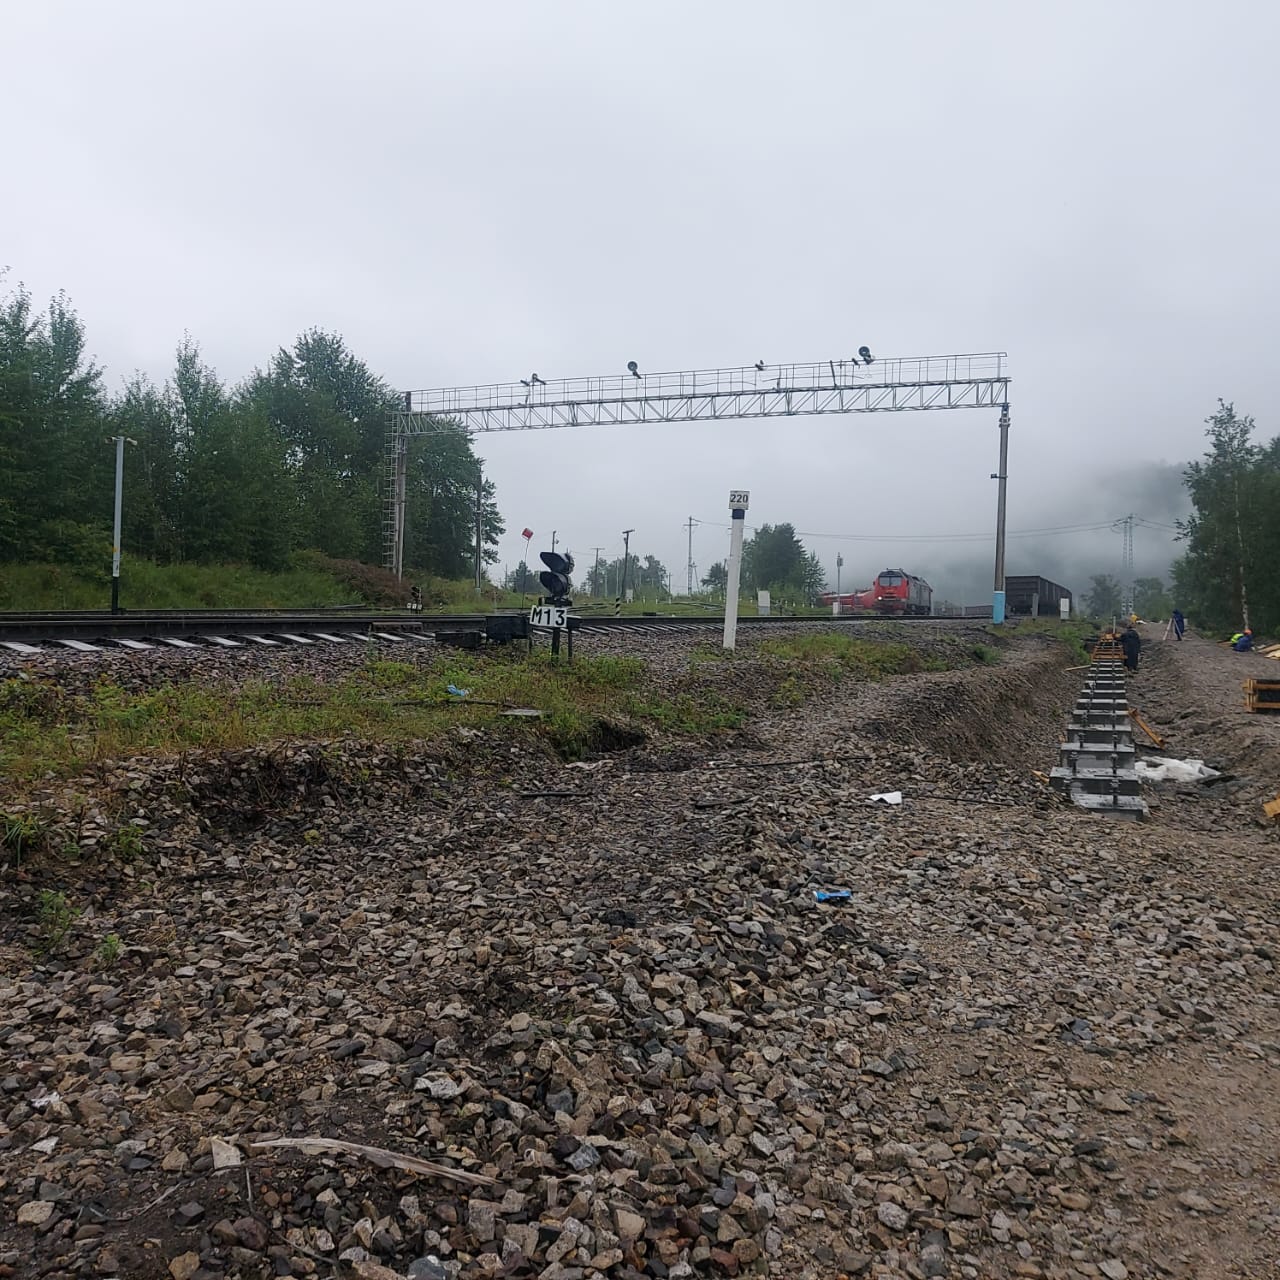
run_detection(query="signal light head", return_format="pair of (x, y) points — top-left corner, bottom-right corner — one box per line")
(627, 360), (640, 377)
(539, 551), (573, 575)
(858, 346), (874, 364)
(538, 550), (573, 603)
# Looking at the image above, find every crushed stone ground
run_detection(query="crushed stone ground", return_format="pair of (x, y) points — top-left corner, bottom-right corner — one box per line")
(0, 626), (1277, 1280)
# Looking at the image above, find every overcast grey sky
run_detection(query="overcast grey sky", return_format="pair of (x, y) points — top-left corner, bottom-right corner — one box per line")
(7, 0), (1279, 599)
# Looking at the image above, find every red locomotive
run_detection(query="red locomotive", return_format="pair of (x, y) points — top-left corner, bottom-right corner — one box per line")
(867, 568), (932, 615)
(820, 568), (932, 616)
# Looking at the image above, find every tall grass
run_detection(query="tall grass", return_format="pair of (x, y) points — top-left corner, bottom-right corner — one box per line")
(758, 632), (946, 675)
(0, 651), (746, 782)
(0, 561), (364, 611)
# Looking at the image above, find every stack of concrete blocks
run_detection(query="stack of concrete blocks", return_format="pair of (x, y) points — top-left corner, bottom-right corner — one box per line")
(1051, 658), (1146, 820)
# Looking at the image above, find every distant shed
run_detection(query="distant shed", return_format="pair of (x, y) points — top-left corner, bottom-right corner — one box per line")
(1005, 575), (1072, 617)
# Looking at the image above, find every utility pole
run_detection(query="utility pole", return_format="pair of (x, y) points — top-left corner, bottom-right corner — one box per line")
(991, 403), (1010, 624)
(836, 553), (843, 615)
(618, 529), (634, 616)
(551, 530), (558, 555)
(1123, 513), (1134, 618)
(590, 547), (604, 599)
(108, 435), (135, 615)
(687, 516), (695, 597)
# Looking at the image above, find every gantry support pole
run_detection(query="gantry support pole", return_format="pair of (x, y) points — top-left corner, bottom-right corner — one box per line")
(992, 403), (1010, 624)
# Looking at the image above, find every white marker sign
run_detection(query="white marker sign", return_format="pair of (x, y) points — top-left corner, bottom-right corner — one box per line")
(729, 490), (750, 509)
(529, 605), (568, 630)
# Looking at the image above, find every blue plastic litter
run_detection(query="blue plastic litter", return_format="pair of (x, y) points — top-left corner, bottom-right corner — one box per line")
(446, 684), (471, 698)
(813, 889), (851, 903)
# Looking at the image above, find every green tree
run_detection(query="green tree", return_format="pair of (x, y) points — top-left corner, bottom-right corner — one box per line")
(113, 374), (182, 564)
(600, 553), (641, 599)
(177, 342), (296, 568)
(582, 557), (607, 597)
(1172, 401), (1276, 633)
(401, 422), (504, 578)
(638, 554), (668, 599)
(800, 550), (827, 603)
(701, 561), (727, 594)
(243, 330), (387, 560)
(743, 523), (826, 601)
(1132, 576), (1171, 620)
(504, 560), (532, 593)
(0, 279), (110, 564)
(0, 276), (508, 587)
(1083, 573), (1122, 618)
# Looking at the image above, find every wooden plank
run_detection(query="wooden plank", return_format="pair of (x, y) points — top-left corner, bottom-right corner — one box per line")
(1127, 708), (1165, 747)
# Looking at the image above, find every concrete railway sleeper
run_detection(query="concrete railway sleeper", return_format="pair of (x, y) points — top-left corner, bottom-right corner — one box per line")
(1051, 657), (1147, 820)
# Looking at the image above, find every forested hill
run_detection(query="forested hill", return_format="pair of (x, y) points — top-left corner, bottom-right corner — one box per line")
(0, 280), (502, 578)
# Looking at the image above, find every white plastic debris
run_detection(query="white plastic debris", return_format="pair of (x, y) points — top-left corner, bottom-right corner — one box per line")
(870, 791), (904, 805)
(1135, 757), (1221, 784)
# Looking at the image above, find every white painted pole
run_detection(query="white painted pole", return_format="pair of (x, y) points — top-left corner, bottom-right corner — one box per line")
(723, 490), (749, 650)
(111, 434), (125, 615)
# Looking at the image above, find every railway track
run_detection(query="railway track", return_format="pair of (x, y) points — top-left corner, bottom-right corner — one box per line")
(0, 608), (980, 655)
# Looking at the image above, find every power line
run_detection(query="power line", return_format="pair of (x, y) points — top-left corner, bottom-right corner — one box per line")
(690, 516), (1153, 545)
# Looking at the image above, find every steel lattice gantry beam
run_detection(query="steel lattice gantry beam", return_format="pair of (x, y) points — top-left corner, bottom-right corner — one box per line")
(385, 352), (1013, 617)
(394, 351), (1008, 434)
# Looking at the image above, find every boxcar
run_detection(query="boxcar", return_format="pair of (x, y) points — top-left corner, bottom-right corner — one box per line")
(1005, 575), (1072, 617)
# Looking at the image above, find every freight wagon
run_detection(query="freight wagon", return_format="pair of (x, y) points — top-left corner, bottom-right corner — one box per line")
(1004, 575), (1072, 618)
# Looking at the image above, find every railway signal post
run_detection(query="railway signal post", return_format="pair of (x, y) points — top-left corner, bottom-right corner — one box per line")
(535, 550), (574, 659)
(723, 490), (749, 650)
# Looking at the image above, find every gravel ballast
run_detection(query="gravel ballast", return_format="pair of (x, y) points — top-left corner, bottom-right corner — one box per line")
(0, 626), (1276, 1280)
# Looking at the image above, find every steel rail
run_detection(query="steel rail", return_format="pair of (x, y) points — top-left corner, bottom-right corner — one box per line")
(0, 608), (986, 647)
